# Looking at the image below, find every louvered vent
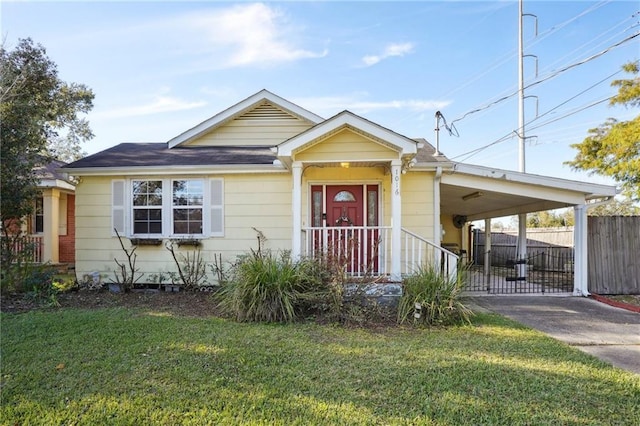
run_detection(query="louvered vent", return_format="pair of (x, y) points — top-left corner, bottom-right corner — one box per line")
(237, 102), (297, 121)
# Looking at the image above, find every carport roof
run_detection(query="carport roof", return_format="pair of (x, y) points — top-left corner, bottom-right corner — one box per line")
(438, 163), (617, 221)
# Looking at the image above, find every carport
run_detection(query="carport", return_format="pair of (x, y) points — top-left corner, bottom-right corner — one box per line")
(437, 162), (617, 295)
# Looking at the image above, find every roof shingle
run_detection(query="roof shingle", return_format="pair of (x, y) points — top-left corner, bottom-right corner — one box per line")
(64, 143), (277, 168)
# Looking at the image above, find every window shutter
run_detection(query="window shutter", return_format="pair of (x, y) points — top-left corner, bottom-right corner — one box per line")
(112, 180), (126, 236)
(210, 178), (224, 236)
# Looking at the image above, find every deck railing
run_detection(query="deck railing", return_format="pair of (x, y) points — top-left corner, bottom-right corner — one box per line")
(301, 226), (458, 279)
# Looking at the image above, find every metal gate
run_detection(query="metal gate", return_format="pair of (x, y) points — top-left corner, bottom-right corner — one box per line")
(464, 247), (574, 294)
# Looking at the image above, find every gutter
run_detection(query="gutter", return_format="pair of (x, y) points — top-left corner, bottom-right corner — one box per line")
(585, 196), (614, 209)
(59, 163), (289, 177)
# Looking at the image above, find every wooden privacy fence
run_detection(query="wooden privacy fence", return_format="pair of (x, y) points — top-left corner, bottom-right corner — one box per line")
(472, 228), (574, 270)
(588, 216), (640, 295)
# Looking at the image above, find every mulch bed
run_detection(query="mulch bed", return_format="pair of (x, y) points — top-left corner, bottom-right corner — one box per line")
(590, 293), (640, 313)
(1, 289), (222, 317)
(4, 288), (637, 321)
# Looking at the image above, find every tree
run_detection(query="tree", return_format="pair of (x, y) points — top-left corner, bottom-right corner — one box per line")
(566, 61), (640, 201)
(0, 38), (94, 225)
(588, 197), (640, 216)
(1, 38), (94, 273)
(526, 209), (574, 228)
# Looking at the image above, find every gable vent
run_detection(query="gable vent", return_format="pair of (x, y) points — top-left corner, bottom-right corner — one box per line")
(237, 102), (298, 121)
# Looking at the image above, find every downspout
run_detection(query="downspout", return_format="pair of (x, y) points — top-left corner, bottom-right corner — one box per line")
(433, 166), (442, 248)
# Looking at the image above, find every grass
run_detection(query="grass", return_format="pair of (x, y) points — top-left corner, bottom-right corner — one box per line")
(2, 306), (639, 425)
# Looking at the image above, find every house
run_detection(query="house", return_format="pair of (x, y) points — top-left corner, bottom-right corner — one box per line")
(13, 158), (76, 265)
(62, 90), (616, 295)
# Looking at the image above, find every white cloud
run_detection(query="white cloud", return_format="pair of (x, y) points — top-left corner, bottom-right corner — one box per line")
(180, 3), (328, 68)
(65, 3), (327, 72)
(294, 94), (450, 116)
(96, 94), (207, 119)
(362, 42), (415, 67)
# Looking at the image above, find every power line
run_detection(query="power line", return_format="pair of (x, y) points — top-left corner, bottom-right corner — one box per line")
(449, 32), (638, 127)
(436, 1), (614, 102)
(527, 68), (622, 125)
(538, 13), (637, 76)
(528, 97), (612, 131)
(452, 95), (613, 162)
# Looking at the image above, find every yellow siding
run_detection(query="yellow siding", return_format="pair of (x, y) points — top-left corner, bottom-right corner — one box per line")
(441, 214), (462, 248)
(295, 129), (398, 162)
(75, 169), (439, 284)
(74, 174), (293, 284)
(401, 172), (435, 241)
(188, 119), (312, 147)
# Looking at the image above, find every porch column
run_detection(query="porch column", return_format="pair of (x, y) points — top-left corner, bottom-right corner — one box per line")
(42, 188), (60, 263)
(291, 162), (303, 259)
(484, 219), (491, 279)
(391, 160), (402, 280)
(573, 204), (588, 296)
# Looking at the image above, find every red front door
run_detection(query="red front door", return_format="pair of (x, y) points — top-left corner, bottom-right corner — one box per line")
(311, 185), (380, 275)
(326, 185), (363, 228)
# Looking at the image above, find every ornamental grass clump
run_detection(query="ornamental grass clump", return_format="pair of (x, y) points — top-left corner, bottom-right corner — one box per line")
(398, 264), (472, 326)
(215, 250), (312, 323)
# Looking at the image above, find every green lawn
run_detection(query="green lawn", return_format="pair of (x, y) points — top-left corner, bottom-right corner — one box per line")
(2, 306), (639, 425)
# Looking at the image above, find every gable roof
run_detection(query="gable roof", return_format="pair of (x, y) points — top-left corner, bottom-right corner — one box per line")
(276, 110), (421, 159)
(167, 89), (324, 148)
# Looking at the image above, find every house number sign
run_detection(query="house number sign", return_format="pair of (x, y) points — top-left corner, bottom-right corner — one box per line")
(394, 169), (400, 195)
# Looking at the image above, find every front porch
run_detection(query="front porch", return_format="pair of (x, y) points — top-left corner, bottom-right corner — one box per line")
(301, 226), (459, 280)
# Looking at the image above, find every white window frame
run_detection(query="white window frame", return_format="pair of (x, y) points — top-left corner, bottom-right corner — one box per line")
(171, 178), (205, 237)
(131, 179), (164, 238)
(112, 177), (225, 239)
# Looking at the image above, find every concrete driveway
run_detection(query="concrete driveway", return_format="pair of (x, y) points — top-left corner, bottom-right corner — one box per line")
(468, 295), (640, 375)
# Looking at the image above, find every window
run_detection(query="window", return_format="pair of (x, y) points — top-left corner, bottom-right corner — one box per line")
(334, 190), (356, 202)
(34, 196), (44, 233)
(172, 180), (203, 235)
(132, 180), (163, 235)
(112, 178), (223, 238)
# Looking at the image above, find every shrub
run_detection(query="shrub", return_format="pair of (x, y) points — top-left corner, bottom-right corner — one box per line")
(215, 250), (311, 323)
(397, 264), (472, 326)
(165, 241), (208, 290)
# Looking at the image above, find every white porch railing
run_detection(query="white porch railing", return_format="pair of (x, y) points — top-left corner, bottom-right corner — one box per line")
(301, 227), (458, 280)
(401, 228), (459, 280)
(1, 235), (44, 263)
(302, 226), (389, 277)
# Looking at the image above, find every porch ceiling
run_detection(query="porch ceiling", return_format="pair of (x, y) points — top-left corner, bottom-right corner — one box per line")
(441, 183), (574, 221)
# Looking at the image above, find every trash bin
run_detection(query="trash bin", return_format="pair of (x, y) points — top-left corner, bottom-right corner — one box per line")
(515, 259), (527, 278)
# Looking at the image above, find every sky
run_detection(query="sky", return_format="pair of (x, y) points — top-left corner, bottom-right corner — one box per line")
(2, 0), (639, 187)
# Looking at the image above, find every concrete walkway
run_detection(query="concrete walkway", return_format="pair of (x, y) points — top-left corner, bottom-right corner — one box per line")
(468, 295), (640, 375)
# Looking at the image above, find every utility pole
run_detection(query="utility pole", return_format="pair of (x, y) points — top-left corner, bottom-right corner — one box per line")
(516, 0), (528, 280)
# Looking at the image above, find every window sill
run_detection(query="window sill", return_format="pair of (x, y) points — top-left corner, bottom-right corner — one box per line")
(130, 238), (163, 246)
